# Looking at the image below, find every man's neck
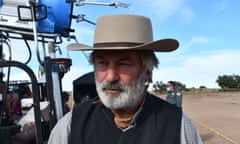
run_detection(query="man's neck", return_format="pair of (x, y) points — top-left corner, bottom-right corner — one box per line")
(111, 93), (146, 129)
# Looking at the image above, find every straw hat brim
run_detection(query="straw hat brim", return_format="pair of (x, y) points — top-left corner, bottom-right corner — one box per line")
(67, 38), (179, 52)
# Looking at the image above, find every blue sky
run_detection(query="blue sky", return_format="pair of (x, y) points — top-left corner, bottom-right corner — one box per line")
(3, 0), (240, 90)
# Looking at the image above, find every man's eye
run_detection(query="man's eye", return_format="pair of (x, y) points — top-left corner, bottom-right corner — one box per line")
(120, 63), (131, 66)
(96, 61), (107, 66)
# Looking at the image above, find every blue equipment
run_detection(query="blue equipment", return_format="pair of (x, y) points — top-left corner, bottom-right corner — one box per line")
(0, 0), (74, 37)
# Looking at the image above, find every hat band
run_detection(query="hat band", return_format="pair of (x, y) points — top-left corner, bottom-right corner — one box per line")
(94, 42), (143, 48)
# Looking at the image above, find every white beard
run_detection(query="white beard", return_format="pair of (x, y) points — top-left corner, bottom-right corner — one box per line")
(96, 73), (146, 109)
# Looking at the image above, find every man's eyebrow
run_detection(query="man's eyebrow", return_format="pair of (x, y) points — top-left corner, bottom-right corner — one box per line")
(95, 55), (105, 60)
(119, 56), (132, 61)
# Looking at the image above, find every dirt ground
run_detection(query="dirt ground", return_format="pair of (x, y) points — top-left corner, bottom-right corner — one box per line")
(178, 90), (240, 144)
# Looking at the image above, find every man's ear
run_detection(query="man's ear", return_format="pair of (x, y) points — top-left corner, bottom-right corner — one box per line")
(144, 71), (152, 86)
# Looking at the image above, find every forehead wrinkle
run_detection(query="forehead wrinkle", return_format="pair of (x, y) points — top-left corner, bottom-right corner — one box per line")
(95, 51), (136, 60)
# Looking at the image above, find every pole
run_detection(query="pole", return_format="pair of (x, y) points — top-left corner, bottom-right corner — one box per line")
(47, 42), (63, 123)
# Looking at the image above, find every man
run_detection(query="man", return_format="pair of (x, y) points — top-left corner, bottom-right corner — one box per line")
(166, 81), (183, 108)
(48, 14), (202, 144)
(62, 91), (71, 114)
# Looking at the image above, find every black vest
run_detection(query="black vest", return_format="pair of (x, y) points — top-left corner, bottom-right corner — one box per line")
(70, 93), (182, 144)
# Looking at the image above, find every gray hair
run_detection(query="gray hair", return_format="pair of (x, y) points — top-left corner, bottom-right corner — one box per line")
(138, 51), (159, 73)
(89, 50), (159, 73)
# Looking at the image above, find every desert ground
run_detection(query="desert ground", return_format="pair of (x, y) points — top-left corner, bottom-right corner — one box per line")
(162, 90), (240, 144)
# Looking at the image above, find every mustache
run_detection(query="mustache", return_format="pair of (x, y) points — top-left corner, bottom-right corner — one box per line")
(101, 81), (125, 92)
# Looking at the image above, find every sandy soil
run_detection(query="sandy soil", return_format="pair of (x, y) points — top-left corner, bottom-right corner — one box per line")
(179, 91), (240, 144)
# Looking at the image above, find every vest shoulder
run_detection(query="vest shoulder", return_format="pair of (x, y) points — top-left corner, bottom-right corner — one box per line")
(73, 97), (100, 113)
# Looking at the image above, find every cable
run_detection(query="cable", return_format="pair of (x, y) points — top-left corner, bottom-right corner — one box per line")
(23, 40), (32, 64)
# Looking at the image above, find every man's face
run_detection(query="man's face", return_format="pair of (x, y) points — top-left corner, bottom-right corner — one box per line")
(166, 83), (174, 92)
(94, 50), (147, 109)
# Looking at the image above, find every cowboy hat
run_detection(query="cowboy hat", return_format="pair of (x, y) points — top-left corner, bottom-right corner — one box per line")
(67, 14), (179, 52)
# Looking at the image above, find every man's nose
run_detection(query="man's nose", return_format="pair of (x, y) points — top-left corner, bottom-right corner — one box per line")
(105, 67), (120, 82)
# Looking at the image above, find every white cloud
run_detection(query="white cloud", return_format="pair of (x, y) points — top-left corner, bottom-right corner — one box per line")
(71, 23), (94, 45)
(134, 0), (193, 21)
(213, 0), (229, 14)
(62, 66), (92, 91)
(2, 39), (34, 62)
(153, 49), (240, 88)
(149, 0), (182, 19)
(3, 68), (31, 81)
(180, 7), (193, 23)
(156, 36), (216, 65)
(181, 36), (214, 52)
